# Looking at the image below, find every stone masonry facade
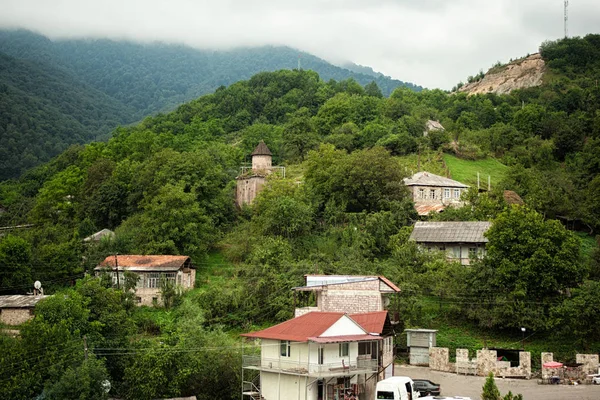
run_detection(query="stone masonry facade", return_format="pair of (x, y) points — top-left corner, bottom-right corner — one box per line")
(429, 347), (531, 378)
(0, 308), (33, 325)
(319, 280), (383, 314)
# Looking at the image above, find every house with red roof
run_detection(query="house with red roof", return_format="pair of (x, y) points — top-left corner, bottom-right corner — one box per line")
(241, 310), (395, 400)
(94, 255), (195, 306)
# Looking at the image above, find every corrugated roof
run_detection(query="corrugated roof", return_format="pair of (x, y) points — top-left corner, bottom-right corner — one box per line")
(0, 295), (49, 308)
(415, 204), (446, 216)
(251, 140), (272, 156)
(409, 221), (491, 243)
(83, 228), (115, 242)
(94, 255), (192, 271)
(404, 172), (469, 188)
(351, 311), (388, 334)
(294, 275), (400, 293)
(308, 334), (383, 343)
(241, 312), (345, 342)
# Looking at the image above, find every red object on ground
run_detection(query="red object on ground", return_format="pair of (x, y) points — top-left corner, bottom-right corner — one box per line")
(543, 361), (564, 368)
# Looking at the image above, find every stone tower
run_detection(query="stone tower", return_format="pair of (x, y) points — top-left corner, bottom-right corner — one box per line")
(236, 141), (274, 207)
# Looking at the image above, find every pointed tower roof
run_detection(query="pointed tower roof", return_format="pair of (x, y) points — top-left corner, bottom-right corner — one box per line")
(251, 140), (272, 156)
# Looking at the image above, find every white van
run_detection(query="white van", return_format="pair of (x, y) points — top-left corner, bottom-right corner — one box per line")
(376, 376), (420, 400)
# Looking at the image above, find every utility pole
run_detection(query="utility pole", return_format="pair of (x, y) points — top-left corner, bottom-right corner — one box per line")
(564, 0), (569, 38)
(114, 253), (119, 289)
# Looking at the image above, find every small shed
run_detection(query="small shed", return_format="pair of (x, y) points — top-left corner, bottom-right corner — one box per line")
(0, 295), (49, 325)
(405, 329), (437, 365)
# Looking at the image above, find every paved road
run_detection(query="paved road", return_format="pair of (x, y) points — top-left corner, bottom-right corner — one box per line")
(395, 365), (600, 400)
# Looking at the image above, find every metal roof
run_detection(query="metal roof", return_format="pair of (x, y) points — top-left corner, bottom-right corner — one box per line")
(415, 204), (446, 216)
(308, 334), (383, 343)
(241, 311), (390, 342)
(94, 255), (192, 272)
(251, 140), (272, 156)
(404, 172), (469, 188)
(409, 221), (491, 243)
(351, 311), (388, 334)
(294, 275), (400, 293)
(83, 229), (115, 242)
(0, 295), (49, 308)
(241, 312), (347, 342)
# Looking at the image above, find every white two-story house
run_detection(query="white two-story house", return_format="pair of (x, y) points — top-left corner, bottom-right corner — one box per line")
(241, 311), (394, 400)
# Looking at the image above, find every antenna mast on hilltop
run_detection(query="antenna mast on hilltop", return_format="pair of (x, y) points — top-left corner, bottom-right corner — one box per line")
(564, 0), (569, 38)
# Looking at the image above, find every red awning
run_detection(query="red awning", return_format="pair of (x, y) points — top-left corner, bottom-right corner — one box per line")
(543, 361), (563, 368)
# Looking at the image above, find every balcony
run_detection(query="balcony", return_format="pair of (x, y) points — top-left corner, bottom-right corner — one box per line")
(243, 355), (378, 377)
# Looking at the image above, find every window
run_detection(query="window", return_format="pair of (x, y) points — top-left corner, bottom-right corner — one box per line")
(454, 188), (461, 198)
(444, 188), (450, 198)
(418, 188), (424, 199)
(318, 347), (324, 365)
(468, 247), (478, 260)
(430, 189), (436, 200)
(147, 273), (161, 288)
(453, 247), (461, 258)
(280, 340), (291, 357)
(377, 392), (394, 399)
(135, 297), (142, 304)
(358, 342), (371, 356)
(339, 343), (349, 357)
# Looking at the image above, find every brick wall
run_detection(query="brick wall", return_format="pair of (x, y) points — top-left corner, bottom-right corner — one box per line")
(0, 308), (33, 325)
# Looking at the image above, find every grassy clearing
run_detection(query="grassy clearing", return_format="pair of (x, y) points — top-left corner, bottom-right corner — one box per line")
(443, 154), (509, 187)
(575, 232), (598, 264)
(397, 151), (447, 177)
(195, 251), (236, 289)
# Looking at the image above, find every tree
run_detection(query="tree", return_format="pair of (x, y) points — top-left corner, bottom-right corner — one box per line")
(43, 357), (110, 400)
(283, 107), (319, 161)
(0, 235), (32, 294)
(481, 372), (501, 400)
(465, 207), (584, 330)
(364, 81), (383, 98)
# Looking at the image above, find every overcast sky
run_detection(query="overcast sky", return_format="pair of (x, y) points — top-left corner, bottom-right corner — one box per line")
(1, 0), (598, 89)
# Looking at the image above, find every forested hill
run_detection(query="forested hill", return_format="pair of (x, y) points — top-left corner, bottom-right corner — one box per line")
(1, 34), (600, 400)
(0, 29), (421, 180)
(0, 52), (134, 179)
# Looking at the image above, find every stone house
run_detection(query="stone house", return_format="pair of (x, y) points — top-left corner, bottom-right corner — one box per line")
(241, 311), (395, 400)
(293, 275), (401, 318)
(236, 141), (284, 206)
(94, 255), (195, 306)
(409, 221), (492, 265)
(0, 295), (49, 325)
(403, 172), (469, 216)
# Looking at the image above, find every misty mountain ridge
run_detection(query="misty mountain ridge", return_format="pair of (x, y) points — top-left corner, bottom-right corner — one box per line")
(0, 29), (422, 180)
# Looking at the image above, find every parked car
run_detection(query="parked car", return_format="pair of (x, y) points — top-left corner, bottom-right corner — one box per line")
(412, 379), (441, 396)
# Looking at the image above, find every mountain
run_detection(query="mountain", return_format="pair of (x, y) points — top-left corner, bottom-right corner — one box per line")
(0, 29), (422, 180)
(0, 52), (134, 179)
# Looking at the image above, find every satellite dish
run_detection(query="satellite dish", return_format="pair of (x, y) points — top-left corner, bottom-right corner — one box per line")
(34, 281), (42, 290)
(383, 297), (391, 307)
(101, 380), (111, 393)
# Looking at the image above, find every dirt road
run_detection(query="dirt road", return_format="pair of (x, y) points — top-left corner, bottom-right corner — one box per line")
(395, 364), (600, 400)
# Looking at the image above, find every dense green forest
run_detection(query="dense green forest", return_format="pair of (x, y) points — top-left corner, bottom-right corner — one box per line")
(1, 34), (600, 399)
(0, 29), (421, 180)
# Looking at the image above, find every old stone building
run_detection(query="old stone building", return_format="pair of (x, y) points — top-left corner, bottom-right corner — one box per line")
(403, 172), (469, 216)
(236, 141), (283, 206)
(409, 221), (491, 265)
(94, 255), (195, 306)
(0, 295), (49, 325)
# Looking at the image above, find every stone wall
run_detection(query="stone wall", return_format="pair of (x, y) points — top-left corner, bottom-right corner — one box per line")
(0, 308), (33, 325)
(429, 347), (531, 378)
(429, 347), (455, 372)
(541, 352), (554, 379)
(236, 175), (266, 206)
(576, 354), (599, 375)
(321, 280), (383, 314)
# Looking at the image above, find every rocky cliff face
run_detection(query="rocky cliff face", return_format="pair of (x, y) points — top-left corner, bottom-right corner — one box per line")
(458, 53), (545, 95)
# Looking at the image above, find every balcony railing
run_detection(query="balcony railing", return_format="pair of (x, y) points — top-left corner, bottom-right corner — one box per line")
(243, 355), (378, 376)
